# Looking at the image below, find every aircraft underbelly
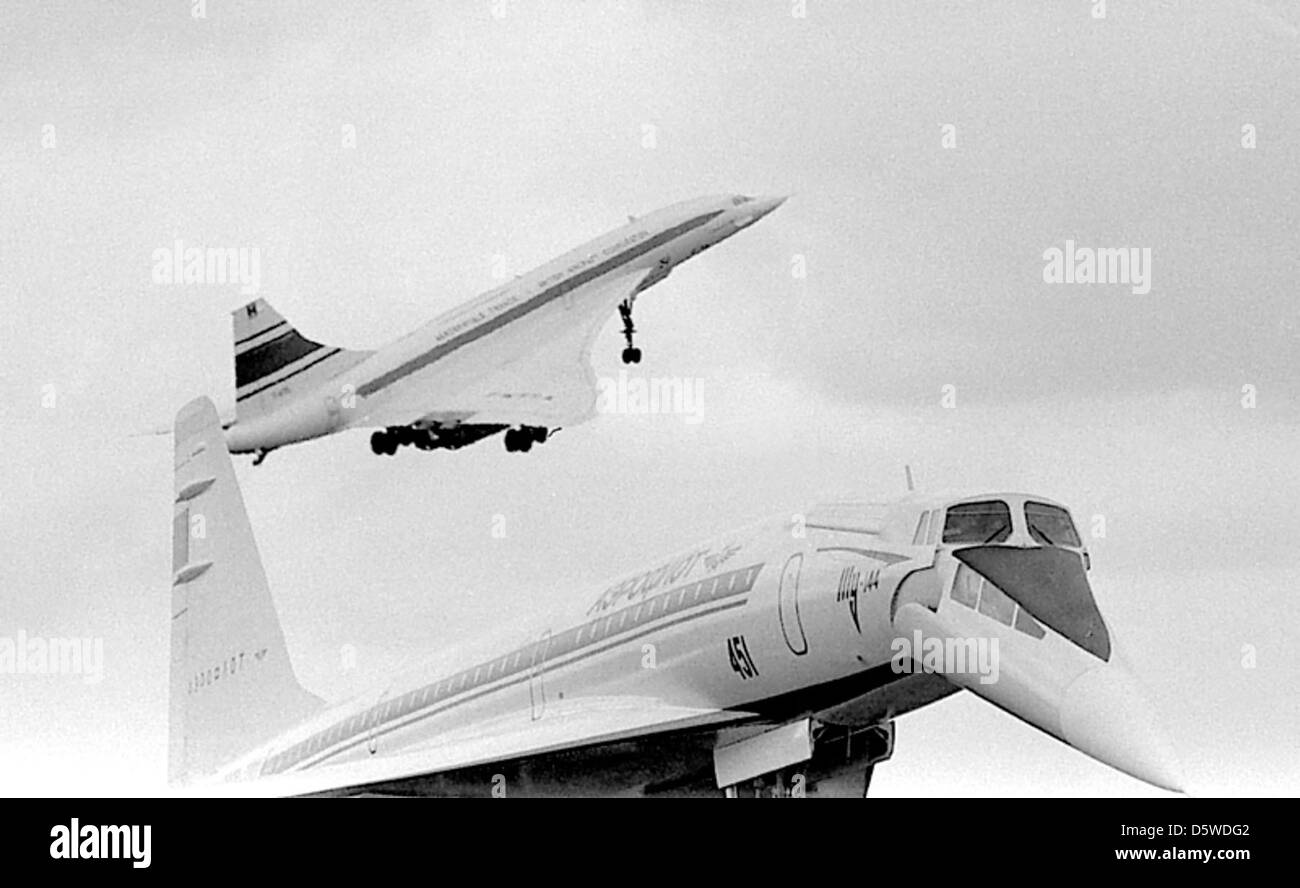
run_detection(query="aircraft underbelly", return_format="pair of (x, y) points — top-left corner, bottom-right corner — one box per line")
(347, 277), (624, 430)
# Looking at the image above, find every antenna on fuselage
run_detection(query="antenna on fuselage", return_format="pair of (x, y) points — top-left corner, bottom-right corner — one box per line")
(905, 465), (915, 492)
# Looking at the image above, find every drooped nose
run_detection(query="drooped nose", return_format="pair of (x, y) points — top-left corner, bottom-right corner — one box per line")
(893, 544), (1186, 793)
(1060, 659), (1186, 793)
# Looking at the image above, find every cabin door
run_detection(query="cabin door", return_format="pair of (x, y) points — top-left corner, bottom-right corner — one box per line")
(778, 554), (808, 656)
(529, 630), (551, 721)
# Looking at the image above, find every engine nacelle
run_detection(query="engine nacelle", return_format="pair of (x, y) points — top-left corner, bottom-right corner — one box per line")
(225, 395), (341, 453)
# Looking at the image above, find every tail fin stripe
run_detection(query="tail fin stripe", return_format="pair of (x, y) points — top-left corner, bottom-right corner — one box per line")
(235, 330), (325, 388)
(234, 320), (288, 347)
(229, 299), (374, 427)
(235, 347), (342, 402)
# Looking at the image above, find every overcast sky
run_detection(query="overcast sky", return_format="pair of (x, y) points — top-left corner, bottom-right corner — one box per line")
(1, 0), (1297, 796)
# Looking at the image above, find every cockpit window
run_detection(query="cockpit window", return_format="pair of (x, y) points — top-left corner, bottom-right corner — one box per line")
(731, 195), (754, 206)
(1025, 501), (1081, 547)
(942, 501), (1012, 544)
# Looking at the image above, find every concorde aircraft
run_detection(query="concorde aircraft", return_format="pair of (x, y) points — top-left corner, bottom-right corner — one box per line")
(170, 396), (1184, 797)
(222, 194), (785, 464)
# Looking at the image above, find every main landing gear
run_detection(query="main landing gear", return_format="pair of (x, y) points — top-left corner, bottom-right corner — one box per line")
(618, 298), (642, 364)
(369, 422), (509, 456)
(503, 425), (552, 453)
(370, 430), (400, 456)
(715, 720), (895, 798)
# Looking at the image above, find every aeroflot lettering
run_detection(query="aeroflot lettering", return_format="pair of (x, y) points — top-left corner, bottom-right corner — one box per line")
(588, 542), (742, 615)
(187, 647), (265, 694)
(49, 819), (150, 869)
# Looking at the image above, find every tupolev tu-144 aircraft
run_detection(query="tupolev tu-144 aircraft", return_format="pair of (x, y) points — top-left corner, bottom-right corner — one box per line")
(171, 397), (1184, 797)
(222, 194), (785, 464)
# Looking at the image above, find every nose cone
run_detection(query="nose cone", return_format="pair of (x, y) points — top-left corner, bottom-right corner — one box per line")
(756, 194), (788, 217)
(1061, 662), (1186, 793)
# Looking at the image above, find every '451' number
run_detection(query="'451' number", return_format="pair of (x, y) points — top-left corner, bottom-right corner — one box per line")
(727, 635), (759, 680)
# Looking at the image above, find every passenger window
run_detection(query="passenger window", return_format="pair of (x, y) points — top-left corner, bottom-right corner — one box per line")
(942, 501), (1012, 544)
(951, 565), (980, 607)
(1014, 608), (1047, 639)
(978, 580), (1016, 626)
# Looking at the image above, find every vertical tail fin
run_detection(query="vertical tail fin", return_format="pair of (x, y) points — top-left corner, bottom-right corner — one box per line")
(232, 298), (371, 423)
(170, 396), (324, 785)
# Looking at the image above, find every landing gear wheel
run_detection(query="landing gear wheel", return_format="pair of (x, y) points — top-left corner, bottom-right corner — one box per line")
(370, 430), (397, 456)
(621, 346), (642, 364)
(505, 427), (546, 452)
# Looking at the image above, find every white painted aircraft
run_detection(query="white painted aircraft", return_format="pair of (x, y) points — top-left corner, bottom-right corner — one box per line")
(223, 194), (786, 464)
(171, 397), (1185, 797)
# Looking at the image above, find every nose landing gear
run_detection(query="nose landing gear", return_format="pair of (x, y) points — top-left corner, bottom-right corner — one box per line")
(618, 299), (642, 364)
